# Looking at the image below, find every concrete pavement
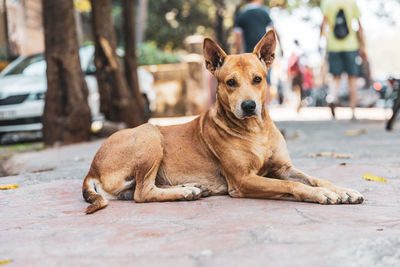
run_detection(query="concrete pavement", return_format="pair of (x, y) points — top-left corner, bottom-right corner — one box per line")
(1, 107), (400, 266)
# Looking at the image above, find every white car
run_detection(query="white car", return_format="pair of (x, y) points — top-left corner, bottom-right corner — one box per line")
(0, 46), (155, 137)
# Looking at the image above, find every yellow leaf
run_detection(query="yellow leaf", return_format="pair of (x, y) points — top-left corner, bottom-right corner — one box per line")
(363, 174), (387, 182)
(74, 0), (91, 12)
(0, 184), (19, 190)
(0, 259), (12, 265)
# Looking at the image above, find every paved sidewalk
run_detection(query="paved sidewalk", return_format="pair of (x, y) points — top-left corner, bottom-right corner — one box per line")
(1, 108), (400, 266)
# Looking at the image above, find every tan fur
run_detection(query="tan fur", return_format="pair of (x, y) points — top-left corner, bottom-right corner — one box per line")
(82, 31), (363, 214)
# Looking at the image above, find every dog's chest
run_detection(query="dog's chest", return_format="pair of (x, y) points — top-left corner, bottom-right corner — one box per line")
(248, 138), (273, 167)
(223, 132), (272, 171)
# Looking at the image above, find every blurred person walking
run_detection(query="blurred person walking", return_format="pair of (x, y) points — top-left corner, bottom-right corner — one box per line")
(302, 65), (314, 103)
(287, 40), (305, 112)
(233, 0), (283, 105)
(320, 0), (366, 120)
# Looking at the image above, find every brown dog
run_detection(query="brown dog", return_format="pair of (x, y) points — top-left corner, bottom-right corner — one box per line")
(82, 31), (363, 214)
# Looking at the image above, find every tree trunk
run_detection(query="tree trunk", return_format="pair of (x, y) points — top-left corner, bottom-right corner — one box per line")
(3, 0), (14, 60)
(215, 0), (228, 51)
(122, 0), (147, 122)
(42, 0), (91, 145)
(136, 0), (148, 45)
(90, 0), (142, 127)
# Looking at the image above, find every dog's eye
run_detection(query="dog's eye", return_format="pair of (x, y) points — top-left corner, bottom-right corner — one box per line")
(253, 76), (262, 84)
(226, 79), (236, 87)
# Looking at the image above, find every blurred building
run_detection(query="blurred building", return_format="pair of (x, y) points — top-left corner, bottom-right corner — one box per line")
(0, 0), (44, 62)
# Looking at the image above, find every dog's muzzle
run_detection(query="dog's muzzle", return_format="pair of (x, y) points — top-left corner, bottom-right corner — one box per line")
(241, 100), (257, 116)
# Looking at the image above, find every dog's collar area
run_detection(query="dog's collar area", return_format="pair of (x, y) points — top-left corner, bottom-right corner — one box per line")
(211, 114), (268, 146)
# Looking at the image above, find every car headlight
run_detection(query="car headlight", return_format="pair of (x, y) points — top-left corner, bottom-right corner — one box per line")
(28, 92), (46, 101)
(91, 121), (103, 133)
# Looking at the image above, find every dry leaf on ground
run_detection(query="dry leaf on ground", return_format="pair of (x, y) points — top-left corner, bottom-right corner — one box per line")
(307, 152), (356, 159)
(345, 128), (367, 136)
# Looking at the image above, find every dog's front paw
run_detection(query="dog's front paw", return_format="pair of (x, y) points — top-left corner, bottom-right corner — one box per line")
(182, 183), (211, 197)
(293, 186), (341, 204)
(311, 187), (343, 204)
(332, 187), (364, 204)
(179, 187), (202, 201)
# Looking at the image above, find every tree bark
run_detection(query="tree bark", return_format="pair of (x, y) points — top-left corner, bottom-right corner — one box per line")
(42, 0), (91, 145)
(90, 0), (142, 127)
(215, 0), (228, 51)
(122, 0), (147, 122)
(3, 0), (14, 60)
(135, 0), (148, 45)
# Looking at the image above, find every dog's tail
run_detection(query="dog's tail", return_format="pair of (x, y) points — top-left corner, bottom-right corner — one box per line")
(82, 175), (108, 214)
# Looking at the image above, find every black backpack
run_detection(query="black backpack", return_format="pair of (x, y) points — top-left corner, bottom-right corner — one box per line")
(333, 9), (349, 39)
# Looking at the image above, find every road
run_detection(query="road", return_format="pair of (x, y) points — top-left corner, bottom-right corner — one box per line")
(1, 107), (399, 266)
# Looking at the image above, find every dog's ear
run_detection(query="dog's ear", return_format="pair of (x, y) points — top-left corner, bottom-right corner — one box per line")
(203, 38), (227, 74)
(253, 30), (276, 69)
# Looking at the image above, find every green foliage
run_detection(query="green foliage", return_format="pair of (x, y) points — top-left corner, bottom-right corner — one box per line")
(284, 0), (321, 10)
(137, 42), (180, 65)
(83, 40), (93, 46)
(144, 0), (324, 50)
(146, 0), (213, 50)
(111, 0), (324, 54)
(268, 0), (321, 10)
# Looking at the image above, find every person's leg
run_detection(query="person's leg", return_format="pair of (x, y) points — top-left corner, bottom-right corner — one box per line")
(298, 74), (304, 112)
(266, 85), (271, 106)
(265, 68), (272, 106)
(292, 76), (302, 112)
(343, 51), (361, 120)
(327, 52), (343, 118)
(331, 76), (341, 101)
(278, 80), (284, 104)
(295, 84), (301, 112)
(348, 76), (358, 119)
(327, 76), (341, 118)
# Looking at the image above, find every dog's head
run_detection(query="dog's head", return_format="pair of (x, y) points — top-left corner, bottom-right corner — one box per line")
(203, 31), (276, 120)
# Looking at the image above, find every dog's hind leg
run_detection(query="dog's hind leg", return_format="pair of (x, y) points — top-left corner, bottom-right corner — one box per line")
(82, 175), (110, 214)
(117, 189), (135, 200)
(133, 158), (204, 203)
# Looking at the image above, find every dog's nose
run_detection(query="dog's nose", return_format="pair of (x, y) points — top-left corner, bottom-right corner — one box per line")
(241, 100), (256, 114)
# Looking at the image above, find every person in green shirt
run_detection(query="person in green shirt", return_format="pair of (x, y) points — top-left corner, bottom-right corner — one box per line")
(320, 0), (366, 119)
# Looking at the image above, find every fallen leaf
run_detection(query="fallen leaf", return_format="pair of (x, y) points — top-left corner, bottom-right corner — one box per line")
(345, 128), (367, 136)
(0, 259), (12, 265)
(363, 174), (387, 182)
(31, 167), (55, 173)
(339, 162), (347, 166)
(0, 184), (19, 190)
(307, 152), (356, 159)
(287, 130), (300, 141)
